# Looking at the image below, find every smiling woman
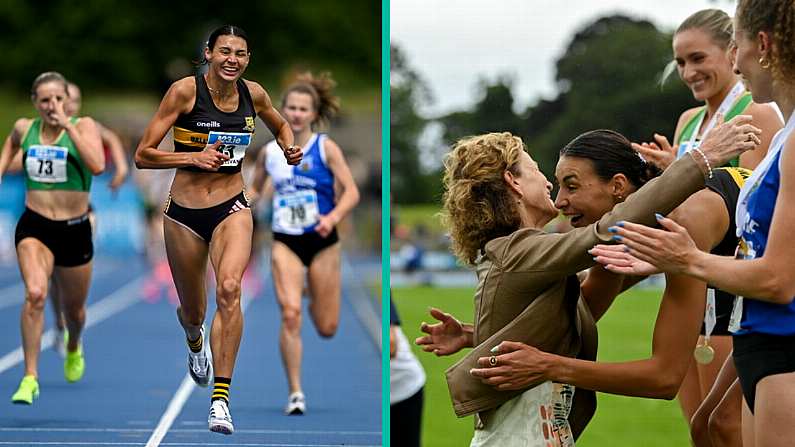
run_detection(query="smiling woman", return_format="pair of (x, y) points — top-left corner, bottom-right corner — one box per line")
(630, 10), (783, 442)
(415, 124), (758, 445)
(133, 24), (302, 435)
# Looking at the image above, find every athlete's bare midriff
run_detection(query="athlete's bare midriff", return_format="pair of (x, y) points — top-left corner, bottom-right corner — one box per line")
(26, 189), (90, 220)
(169, 169), (245, 208)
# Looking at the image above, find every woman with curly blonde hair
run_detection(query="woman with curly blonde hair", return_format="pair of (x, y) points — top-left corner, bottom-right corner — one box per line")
(421, 124), (759, 445)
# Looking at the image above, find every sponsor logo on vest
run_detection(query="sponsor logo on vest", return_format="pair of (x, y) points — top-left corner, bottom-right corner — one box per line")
(196, 121), (221, 128)
(244, 116), (255, 132)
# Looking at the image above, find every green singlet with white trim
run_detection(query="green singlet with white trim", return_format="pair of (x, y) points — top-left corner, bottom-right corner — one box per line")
(20, 117), (92, 191)
(675, 92), (754, 168)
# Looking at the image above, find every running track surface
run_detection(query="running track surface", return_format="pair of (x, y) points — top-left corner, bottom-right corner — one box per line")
(0, 253), (382, 446)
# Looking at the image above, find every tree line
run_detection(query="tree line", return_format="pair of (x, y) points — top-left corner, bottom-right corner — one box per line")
(392, 15), (699, 205)
(1, 0), (380, 93)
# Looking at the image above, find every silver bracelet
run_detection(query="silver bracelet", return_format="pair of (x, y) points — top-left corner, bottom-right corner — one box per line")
(691, 146), (713, 179)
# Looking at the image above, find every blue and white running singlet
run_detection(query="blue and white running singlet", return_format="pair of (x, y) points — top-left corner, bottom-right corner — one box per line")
(733, 113), (795, 335)
(265, 133), (335, 235)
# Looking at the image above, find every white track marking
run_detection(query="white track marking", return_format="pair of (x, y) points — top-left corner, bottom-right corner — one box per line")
(0, 277), (145, 374)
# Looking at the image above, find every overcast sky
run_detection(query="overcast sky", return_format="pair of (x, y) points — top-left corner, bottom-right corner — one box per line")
(391, 0), (734, 116)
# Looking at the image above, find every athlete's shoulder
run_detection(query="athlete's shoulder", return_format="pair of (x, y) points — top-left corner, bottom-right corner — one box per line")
(13, 118), (33, 133)
(73, 115), (98, 131)
(11, 118), (33, 144)
(319, 135), (342, 155)
(168, 76), (197, 101)
(678, 107), (702, 126)
(744, 101), (783, 124)
(242, 79), (266, 98)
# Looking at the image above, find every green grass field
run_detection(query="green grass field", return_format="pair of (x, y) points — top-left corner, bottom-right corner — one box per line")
(393, 286), (691, 446)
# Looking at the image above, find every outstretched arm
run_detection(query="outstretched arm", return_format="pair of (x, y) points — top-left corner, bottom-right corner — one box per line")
(610, 132), (795, 304)
(415, 307), (474, 356)
(471, 188), (726, 398)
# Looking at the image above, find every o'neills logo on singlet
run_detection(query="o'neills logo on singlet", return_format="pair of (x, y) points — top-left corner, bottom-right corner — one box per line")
(196, 121), (221, 128)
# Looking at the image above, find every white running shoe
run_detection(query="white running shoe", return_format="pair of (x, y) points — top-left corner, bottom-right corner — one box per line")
(285, 391), (306, 415)
(187, 326), (212, 387)
(208, 399), (234, 434)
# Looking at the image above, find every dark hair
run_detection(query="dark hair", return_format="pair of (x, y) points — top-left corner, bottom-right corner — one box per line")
(282, 71), (341, 129)
(30, 71), (69, 99)
(736, 0), (795, 84)
(559, 129), (661, 188)
(198, 25), (250, 65)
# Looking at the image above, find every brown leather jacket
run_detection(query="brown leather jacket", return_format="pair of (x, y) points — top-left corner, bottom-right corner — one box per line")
(445, 154), (705, 439)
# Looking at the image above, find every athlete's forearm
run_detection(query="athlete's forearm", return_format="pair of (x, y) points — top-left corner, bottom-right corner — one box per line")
(327, 186), (360, 225)
(102, 127), (129, 179)
(134, 145), (195, 170)
(462, 323), (475, 348)
(0, 135), (17, 177)
(687, 251), (793, 304)
(65, 122), (104, 175)
(274, 122), (294, 154)
(550, 355), (683, 399)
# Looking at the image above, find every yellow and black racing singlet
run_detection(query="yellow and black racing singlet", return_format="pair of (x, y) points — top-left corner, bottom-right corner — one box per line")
(705, 167), (752, 304)
(173, 74), (256, 174)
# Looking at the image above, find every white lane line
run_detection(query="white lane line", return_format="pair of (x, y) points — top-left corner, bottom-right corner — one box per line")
(0, 427), (380, 435)
(341, 255), (381, 351)
(0, 443), (382, 446)
(0, 276), (145, 375)
(0, 261), (121, 311)
(0, 283), (24, 310)
(145, 294), (255, 447)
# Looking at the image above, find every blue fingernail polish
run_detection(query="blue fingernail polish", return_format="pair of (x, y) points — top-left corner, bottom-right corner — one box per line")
(655, 213), (664, 220)
(617, 221), (625, 227)
(612, 235), (622, 241)
(608, 227), (617, 233)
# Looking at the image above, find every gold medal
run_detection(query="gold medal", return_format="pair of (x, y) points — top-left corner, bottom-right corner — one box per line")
(694, 342), (715, 365)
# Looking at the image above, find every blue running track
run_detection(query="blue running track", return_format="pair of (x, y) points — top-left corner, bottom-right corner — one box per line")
(0, 254), (382, 446)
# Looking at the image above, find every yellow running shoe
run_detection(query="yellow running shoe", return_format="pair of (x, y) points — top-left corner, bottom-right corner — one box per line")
(11, 375), (39, 405)
(64, 345), (85, 382)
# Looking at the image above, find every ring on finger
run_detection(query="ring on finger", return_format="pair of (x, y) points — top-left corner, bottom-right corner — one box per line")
(489, 356), (498, 367)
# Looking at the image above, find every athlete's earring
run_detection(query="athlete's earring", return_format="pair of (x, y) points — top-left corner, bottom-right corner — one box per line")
(758, 57), (771, 69)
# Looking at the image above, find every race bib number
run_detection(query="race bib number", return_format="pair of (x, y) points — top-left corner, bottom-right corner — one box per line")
(207, 131), (251, 167)
(26, 145), (68, 183)
(273, 190), (320, 231)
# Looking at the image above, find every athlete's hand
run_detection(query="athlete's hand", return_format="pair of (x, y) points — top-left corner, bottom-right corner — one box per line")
(632, 133), (676, 170)
(314, 214), (337, 238)
(283, 145), (303, 166)
(192, 141), (230, 171)
(589, 244), (660, 276)
(700, 114), (761, 168)
(48, 96), (71, 128)
(470, 341), (556, 390)
(605, 215), (701, 275)
(415, 308), (470, 356)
